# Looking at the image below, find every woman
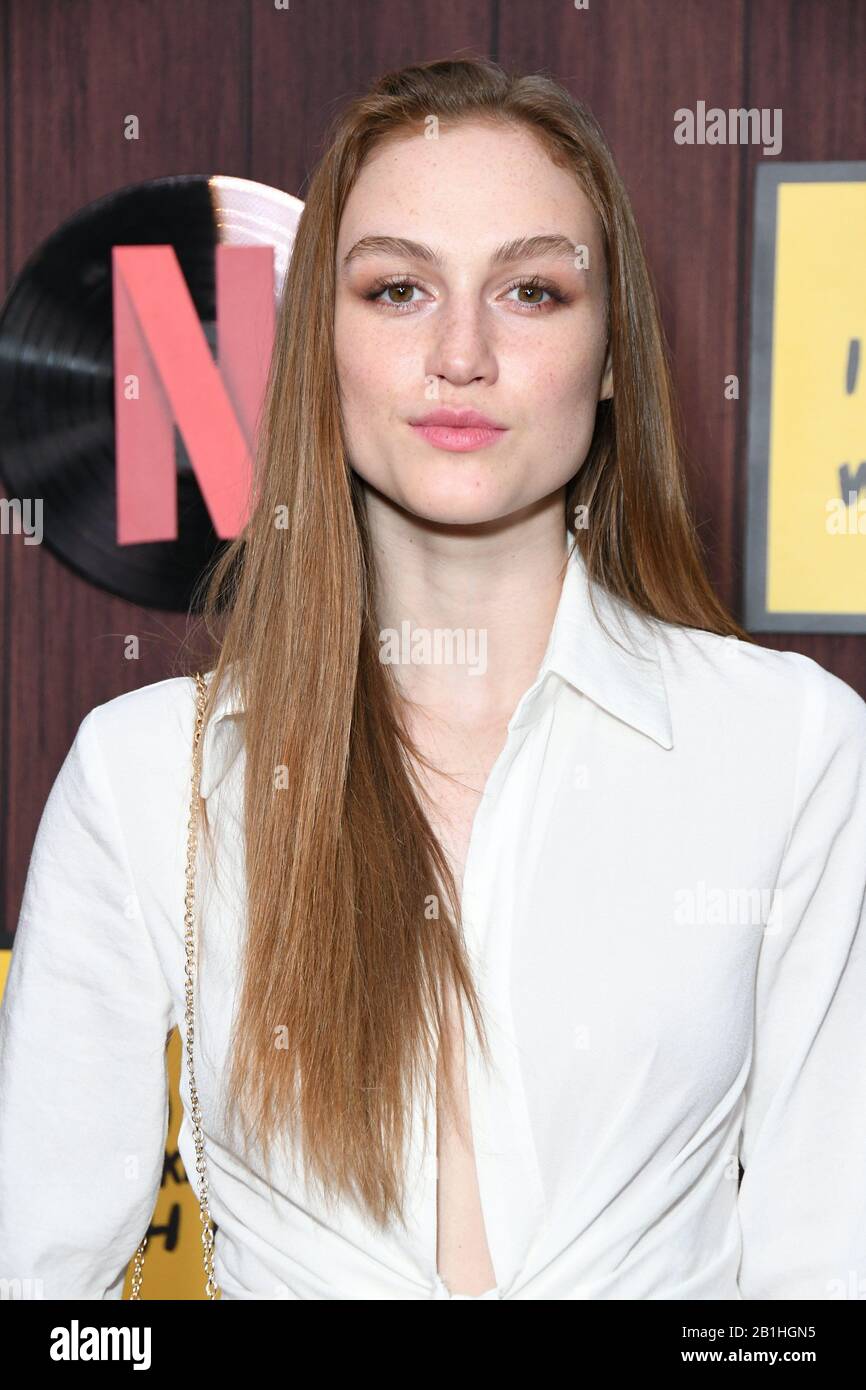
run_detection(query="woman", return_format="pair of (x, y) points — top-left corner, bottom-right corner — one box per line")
(1, 56), (865, 1301)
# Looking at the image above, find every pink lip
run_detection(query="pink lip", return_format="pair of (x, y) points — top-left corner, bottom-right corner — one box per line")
(408, 408), (508, 453)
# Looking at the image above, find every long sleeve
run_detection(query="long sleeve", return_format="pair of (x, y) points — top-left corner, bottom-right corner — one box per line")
(0, 707), (175, 1299)
(736, 659), (866, 1299)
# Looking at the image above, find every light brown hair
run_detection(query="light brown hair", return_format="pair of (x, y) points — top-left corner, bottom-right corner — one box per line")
(192, 54), (753, 1228)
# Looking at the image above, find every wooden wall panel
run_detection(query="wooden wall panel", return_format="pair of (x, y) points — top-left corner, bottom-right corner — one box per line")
(249, 0), (493, 195)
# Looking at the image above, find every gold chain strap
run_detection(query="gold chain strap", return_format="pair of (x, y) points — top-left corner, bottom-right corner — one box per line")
(129, 671), (220, 1299)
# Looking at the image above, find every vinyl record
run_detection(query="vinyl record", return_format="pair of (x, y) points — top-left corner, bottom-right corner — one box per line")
(0, 174), (303, 610)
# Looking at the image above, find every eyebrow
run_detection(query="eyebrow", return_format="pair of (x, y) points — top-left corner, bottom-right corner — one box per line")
(340, 233), (582, 271)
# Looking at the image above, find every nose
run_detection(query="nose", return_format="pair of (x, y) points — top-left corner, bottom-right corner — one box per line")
(424, 295), (498, 388)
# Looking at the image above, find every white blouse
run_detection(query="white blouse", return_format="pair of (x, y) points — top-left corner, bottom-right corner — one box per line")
(2, 540), (866, 1300)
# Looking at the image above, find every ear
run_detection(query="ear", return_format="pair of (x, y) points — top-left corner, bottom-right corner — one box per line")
(598, 342), (613, 401)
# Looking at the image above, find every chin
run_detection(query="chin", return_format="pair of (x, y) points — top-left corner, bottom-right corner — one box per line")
(395, 482), (517, 529)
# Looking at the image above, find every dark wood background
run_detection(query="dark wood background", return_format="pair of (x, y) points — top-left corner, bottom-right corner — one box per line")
(2, 0), (864, 945)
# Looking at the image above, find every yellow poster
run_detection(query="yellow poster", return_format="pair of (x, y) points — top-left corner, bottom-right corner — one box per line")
(747, 167), (866, 630)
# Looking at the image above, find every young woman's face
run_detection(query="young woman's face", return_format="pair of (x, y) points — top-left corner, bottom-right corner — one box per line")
(334, 119), (612, 528)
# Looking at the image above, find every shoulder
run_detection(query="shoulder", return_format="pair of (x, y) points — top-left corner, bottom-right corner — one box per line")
(22, 675), (206, 920)
(75, 668), (246, 822)
(57, 676), (212, 919)
(64, 674), (211, 826)
(653, 617), (866, 760)
(80, 673), (202, 763)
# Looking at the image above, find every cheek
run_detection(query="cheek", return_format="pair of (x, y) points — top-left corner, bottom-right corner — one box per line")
(513, 306), (607, 405)
(336, 313), (418, 414)
(510, 356), (604, 486)
(335, 301), (374, 404)
(335, 344), (381, 424)
(523, 357), (602, 437)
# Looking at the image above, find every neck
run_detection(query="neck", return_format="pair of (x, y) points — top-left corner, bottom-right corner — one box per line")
(363, 484), (571, 729)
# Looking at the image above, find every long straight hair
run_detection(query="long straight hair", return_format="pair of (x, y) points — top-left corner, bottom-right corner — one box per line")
(194, 55), (753, 1228)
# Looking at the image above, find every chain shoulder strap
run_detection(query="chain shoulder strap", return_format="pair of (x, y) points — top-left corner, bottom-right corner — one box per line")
(129, 670), (221, 1300)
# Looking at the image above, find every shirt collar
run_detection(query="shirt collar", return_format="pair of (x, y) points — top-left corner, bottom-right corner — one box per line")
(198, 540), (674, 799)
(197, 667), (245, 800)
(515, 537), (674, 749)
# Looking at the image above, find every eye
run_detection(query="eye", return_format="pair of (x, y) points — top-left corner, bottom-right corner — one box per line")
(365, 276), (428, 313)
(503, 276), (566, 312)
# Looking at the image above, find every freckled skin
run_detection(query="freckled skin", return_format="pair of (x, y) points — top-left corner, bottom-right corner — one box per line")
(334, 120), (613, 529)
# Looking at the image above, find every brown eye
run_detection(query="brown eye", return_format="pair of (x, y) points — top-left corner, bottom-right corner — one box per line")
(505, 278), (563, 311)
(384, 284), (415, 304)
(365, 278), (426, 311)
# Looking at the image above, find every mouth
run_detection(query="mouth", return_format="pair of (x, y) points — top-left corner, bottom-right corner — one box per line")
(408, 409), (508, 454)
